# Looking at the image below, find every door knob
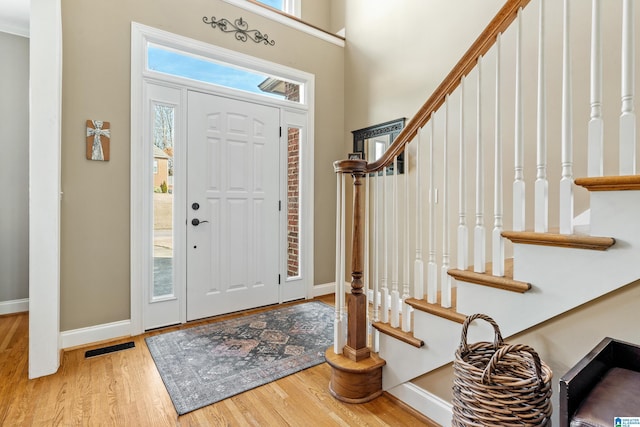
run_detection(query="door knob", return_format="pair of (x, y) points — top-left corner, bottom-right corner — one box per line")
(191, 218), (209, 226)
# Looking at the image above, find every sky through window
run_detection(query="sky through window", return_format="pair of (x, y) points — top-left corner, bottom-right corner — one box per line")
(147, 45), (289, 100)
(257, 0), (283, 10)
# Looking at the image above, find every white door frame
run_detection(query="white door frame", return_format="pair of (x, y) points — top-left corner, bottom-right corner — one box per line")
(130, 23), (315, 334)
(29, 0), (63, 378)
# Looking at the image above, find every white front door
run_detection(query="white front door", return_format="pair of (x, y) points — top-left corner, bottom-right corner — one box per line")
(186, 91), (281, 321)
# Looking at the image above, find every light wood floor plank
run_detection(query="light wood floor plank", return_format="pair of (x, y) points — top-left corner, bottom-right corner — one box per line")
(0, 298), (437, 426)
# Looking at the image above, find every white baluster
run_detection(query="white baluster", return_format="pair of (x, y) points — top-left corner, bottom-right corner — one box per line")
(620, 0), (636, 175)
(402, 148), (412, 332)
(513, 8), (526, 232)
(381, 167), (389, 323)
(415, 128), (425, 299)
(493, 33), (505, 276)
(334, 173), (345, 354)
(391, 157), (400, 328)
(560, 0), (574, 235)
(458, 77), (469, 270)
(442, 96), (452, 308)
(372, 173), (380, 352)
(535, 0), (549, 233)
(427, 116), (438, 304)
(364, 173), (371, 336)
(588, 0), (603, 177)
(475, 57), (486, 273)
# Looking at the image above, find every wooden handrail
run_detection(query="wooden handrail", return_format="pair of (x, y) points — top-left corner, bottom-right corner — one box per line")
(335, 0), (532, 174)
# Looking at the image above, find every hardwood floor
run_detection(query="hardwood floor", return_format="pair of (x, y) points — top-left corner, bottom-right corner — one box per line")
(0, 298), (437, 426)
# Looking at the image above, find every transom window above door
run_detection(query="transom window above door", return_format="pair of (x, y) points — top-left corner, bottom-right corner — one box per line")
(146, 44), (303, 103)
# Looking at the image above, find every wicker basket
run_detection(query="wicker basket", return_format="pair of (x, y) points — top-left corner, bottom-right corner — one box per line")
(452, 314), (553, 426)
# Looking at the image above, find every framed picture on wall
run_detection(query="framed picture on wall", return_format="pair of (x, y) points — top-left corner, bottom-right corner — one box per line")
(86, 120), (111, 161)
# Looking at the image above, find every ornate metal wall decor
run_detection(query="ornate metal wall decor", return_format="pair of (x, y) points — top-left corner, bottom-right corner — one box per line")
(202, 16), (275, 46)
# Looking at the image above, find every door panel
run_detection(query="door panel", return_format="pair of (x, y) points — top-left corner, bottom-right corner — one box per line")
(187, 91), (280, 321)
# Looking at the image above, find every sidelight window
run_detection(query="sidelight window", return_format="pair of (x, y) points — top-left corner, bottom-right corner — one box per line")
(152, 104), (175, 299)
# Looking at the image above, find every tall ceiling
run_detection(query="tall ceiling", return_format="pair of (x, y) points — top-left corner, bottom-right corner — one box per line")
(0, 0), (30, 37)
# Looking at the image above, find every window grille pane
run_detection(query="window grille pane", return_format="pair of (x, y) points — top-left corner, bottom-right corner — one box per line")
(153, 104), (175, 298)
(287, 126), (300, 278)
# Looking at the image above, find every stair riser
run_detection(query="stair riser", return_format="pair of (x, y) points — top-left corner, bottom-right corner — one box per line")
(379, 311), (460, 390)
(590, 191), (640, 240)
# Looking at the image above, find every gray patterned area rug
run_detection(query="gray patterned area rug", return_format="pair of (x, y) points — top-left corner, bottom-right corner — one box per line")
(145, 301), (334, 415)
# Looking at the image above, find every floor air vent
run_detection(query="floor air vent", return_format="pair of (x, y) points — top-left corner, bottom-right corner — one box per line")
(85, 341), (135, 358)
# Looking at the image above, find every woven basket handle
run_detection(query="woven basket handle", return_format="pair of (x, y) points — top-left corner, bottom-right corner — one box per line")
(459, 313), (504, 354)
(481, 343), (544, 386)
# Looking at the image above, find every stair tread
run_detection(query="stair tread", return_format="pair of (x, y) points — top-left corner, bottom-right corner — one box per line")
(502, 230), (615, 251)
(575, 175), (640, 191)
(405, 295), (467, 324)
(372, 322), (424, 348)
(406, 288), (466, 324)
(448, 259), (531, 293)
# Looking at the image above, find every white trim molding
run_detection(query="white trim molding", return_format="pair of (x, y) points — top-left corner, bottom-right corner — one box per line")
(0, 298), (29, 315)
(0, 23), (30, 38)
(29, 0), (62, 379)
(312, 282), (336, 298)
(221, 0), (344, 47)
(388, 382), (453, 426)
(61, 320), (132, 350)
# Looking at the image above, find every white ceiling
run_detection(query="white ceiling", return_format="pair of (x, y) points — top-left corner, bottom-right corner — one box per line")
(0, 0), (30, 37)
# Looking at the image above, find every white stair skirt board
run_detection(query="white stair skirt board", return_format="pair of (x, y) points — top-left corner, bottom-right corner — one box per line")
(388, 383), (453, 427)
(0, 298), (29, 315)
(380, 312), (460, 390)
(60, 320), (132, 349)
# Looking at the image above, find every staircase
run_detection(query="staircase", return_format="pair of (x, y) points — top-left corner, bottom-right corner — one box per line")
(328, 0), (640, 425)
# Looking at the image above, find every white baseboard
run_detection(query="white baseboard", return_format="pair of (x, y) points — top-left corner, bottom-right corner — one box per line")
(312, 282), (335, 298)
(0, 298), (29, 315)
(61, 319), (132, 349)
(387, 382), (452, 426)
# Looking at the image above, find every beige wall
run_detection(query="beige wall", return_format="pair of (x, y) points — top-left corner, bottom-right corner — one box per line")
(414, 279), (640, 424)
(344, 0), (504, 137)
(60, 0), (344, 331)
(330, 0), (345, 34)
(301, 0), (330, 32)
(300, 0), (344, 35)
(0, 31), (29, 304)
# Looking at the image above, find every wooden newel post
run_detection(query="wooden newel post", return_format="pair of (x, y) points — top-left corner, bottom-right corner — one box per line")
(326, 159), (384, 404)
(344, 170), (370, 362)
